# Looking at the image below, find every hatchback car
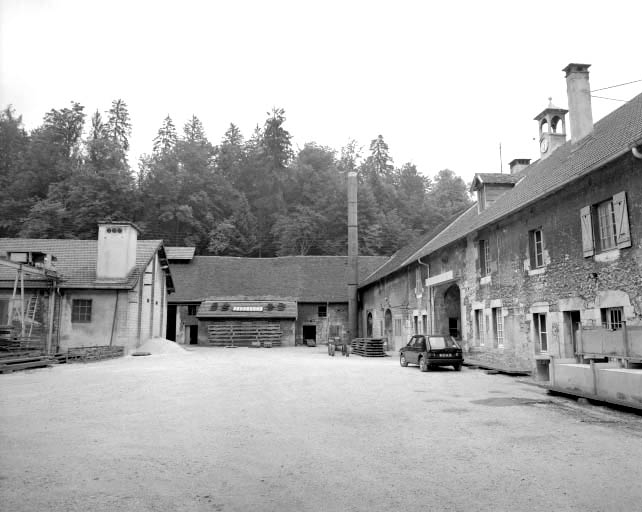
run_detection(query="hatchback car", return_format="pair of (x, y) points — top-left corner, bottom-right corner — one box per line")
(399, 334), (463, 372)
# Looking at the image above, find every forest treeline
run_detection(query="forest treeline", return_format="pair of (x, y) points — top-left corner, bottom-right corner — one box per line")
(0, 101), (472, 256)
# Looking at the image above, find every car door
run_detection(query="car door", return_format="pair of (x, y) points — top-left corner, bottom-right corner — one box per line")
(405, 336), (418, 364)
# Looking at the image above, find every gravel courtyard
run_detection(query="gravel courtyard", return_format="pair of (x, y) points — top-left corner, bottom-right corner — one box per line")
(1, 343), (641, 512)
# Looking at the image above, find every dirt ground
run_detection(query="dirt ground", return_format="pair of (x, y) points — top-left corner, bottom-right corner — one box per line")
(1, 343), (641, 512)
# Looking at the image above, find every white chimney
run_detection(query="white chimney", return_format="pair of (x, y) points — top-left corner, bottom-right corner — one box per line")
(563, 63), (593, 143)
(96, 222), (140, 280)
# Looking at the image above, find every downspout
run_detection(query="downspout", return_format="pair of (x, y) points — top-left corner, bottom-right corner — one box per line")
(417, 256), (431, 333)
(109, 291), (119, 346)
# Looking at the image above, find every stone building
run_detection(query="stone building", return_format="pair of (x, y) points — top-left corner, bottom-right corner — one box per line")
(0, 222), (174, 353)
(358, 63), (642, 389)
(166, 254), (387, 347)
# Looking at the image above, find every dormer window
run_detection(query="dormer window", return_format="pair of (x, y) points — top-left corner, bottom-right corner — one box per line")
(470, 173), (519, 213)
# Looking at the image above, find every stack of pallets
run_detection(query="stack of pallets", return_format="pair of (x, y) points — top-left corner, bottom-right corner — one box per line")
(0, 353), (57, 373)
(66, 345), (125, 362)
(351, 338), (386, 357)
(207, 322), (282, 347)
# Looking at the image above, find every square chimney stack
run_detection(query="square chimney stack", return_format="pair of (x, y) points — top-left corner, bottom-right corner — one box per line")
(563, 63), (594, 143)
(96, 221), (140, 280)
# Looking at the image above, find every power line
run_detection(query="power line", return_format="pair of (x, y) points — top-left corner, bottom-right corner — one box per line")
(592, 79), (642, 92)
(591, 95), (628, 102)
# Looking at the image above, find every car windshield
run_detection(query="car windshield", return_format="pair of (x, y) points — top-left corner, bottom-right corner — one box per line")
(428, 336), (459, 349)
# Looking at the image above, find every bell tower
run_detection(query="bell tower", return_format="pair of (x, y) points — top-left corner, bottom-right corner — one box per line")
(534, 98), (568, 159)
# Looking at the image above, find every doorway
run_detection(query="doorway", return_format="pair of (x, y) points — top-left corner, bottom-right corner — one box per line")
(366, 312), (373, 337)
(189, 325), (198, 345)
(166, 305), (177, 341)
(563, 311), (581, 358)
(302, 325), (316, 345)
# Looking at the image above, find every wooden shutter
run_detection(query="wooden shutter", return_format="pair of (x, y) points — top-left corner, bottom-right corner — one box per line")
(528, 230), (536, 268)
(580, 206), (594, 257)
(613, 191), (631, 249)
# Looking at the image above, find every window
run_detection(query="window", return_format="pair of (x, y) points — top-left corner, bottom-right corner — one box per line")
(479, 239), (491, 276)
(414, 316), (419, 334)
(72, 299), (92, 323)
(533, 313), (547, 352)
(422, 315), (427, 334)
(492, 307), (504, 348)
(187, 305), (198, 316)
(318, 305), (327, 318)
(580, 192), (631, 256)
(474, 309), (483, 346)
(415, 267), (422, 295)
(394, 318), (402, 336)
(601, 307), (623, 330)
(529, 229), (544, 268)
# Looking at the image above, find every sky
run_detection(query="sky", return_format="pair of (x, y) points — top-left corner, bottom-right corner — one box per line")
(1, 0), (641, 185)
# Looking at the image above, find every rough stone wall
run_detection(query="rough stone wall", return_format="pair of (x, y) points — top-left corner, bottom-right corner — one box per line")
(461, 153), (642, 370)
(296, 303), (348, 344)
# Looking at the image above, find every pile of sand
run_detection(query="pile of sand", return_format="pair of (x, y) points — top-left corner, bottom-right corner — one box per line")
(133, 337), (189, 355)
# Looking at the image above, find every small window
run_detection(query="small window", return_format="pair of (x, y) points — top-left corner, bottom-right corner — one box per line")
(533, 313), (547, 352)
(479, 239), (491, 277)
(601, 307), (623, 330)
(72, 299), (92, 323)
(492, 307), (504, 348)
(318, 305), (327, 318)
(596, 199), (617, 251)
(187, 305), (198, 316)
(529, 229), (544, 268)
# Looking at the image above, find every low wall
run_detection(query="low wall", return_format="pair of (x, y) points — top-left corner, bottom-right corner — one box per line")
(551, 361), (642, 409)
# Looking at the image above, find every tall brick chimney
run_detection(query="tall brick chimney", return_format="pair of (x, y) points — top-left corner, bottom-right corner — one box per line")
(96, 221), (140, 280)
(563, 63), (593, 143)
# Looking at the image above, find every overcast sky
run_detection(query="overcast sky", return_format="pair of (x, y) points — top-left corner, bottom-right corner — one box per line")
(2, 0), (641, 184)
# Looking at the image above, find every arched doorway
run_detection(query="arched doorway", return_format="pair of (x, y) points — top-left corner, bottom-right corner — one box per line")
(443, 284), (461, 339)
(366, 312), (373, 337)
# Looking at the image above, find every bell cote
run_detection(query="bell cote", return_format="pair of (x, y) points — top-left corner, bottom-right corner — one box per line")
(534, 98), (568, 159)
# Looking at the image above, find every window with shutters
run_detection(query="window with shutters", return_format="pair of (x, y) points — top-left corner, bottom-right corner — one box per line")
(580, 192), (631, 257)
(492, 307), (504, 348)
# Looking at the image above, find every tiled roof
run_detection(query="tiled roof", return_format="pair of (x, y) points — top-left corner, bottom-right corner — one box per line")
(0, 239), (164, 289)
(165, 246), (196, 261)
(169, 255), (389, 303)
(362, 91), (642, 287)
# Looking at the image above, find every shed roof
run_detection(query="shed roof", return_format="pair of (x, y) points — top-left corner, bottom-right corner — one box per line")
(361, 91), (642, 288)
(165, 246), (196, 261)
(0, 238), (169, 290)
(169, 255), (389, 303)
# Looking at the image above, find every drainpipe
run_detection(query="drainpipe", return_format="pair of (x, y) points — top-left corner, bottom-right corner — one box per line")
(417, 256), (431, 333)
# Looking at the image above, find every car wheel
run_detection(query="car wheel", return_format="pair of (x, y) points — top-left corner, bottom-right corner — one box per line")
(400, 354), (408, 367)
(453, 363), (462, 371)
(419, 356), (429, 372)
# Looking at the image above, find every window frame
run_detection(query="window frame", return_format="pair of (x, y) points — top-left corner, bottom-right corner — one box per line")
(318, 305), (327, 318)
(533, 313), (548, 353)
(71, 299), (93, 323)
(601, 307), (623, 330)
(529, 228), (544, 268)
(595, 198), (617, 252)
(492, 307), (504, 348)
(479, 239), (491, 277)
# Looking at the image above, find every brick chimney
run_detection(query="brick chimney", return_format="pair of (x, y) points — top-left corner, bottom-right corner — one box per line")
(563, 63), (593, 143)
(96, 221), (140, 280)
(508, 158), (530, 174)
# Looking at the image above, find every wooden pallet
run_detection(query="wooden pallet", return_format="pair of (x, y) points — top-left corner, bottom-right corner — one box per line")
(351, 338), (386, 357)
(207, 322), (282, 347)
(0, 354), (57, 374)
(66, 345), (125, 362)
